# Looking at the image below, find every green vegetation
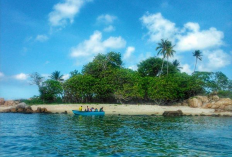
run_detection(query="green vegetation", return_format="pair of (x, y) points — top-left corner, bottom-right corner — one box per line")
(27, 39), (232, 105)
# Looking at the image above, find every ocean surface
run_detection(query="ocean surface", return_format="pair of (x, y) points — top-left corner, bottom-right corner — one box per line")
(0, 113), (232, 157)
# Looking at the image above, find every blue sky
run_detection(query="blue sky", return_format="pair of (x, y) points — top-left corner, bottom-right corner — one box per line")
(1, 0), (232, 100)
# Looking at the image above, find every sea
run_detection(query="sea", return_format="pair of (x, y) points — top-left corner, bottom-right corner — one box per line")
(0, 113), (232, 156)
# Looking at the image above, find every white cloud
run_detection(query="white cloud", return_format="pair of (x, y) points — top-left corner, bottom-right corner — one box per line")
(62, 74), (70, 80)
(49, 0), (91, 27)
(71, 31), (126, 63)
(103, 25), (115, 32)
(140, 12), (177, 42)
(128, 65), (138, 71)
(198, 49), (231, 71)
(176, 23), (224, 51)
(35, 35), (48, 42)
(97, 14), (117, 24)
(181, 64), (192, 74)
(123, 46), (135, 60)
(15, 73), (28, 80)
(0, 72), (4, 79)
(140, 13), (224, 52)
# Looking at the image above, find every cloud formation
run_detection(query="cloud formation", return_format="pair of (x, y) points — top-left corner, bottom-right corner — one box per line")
(140, 13), (224, 52)
(49, 0), (91, 27)
(35, 35), (48, 42)
(103, 25), (115, 32)
(181, 64), (192, 74)
(71, 31), (126, 64)
(140, 13), (177, 42)
(15, 73), (28, 80)
(198, 49), (231, 71)
(62, 74), (70, 80)
(97, 14), (117, 24)
(123, 46), (135, 60)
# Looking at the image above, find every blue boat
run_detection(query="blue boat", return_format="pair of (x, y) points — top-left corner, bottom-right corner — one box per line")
(72, 110), (105, 116)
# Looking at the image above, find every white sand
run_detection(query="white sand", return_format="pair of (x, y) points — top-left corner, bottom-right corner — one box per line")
(1, 104), (232, 116)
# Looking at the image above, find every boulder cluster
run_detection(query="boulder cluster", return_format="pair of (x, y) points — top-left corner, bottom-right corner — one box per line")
(0, 98), (20, 106)
(179, 95), (232, 112)
(0, 98), (51, 114)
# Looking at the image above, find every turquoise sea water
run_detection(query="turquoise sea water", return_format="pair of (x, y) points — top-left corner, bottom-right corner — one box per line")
(0, 113), (232, 156)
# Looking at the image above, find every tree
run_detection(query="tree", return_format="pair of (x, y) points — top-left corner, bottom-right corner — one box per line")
(137, 57), (178, 77)
(173, 59), (182, 71)
(193, 50), (203, 72)
(50, 71), (64, 82)
(165, 41), (175, 75)
(156, 39), (168, 77)
(82, 52), (122, 78)
(30, 72), (44, 88)
(39, 79), (63, 102)
(138, 57), (163, 77)
(70, 70), (80, 78)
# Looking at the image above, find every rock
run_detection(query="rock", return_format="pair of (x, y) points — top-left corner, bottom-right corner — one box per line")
(40, 108), (46, 113)
(61, 111), (67, 114)
(182, 103), (188, 106)
(212, 95), (220, 102)
(195, 96), (209, 103)
(0, 98), (5, 105)
(163, 110), (183, 117)
(16, 103), (27, 109)
(25, 106), (32, 110)
(17, 108), (25, 113)
(25, 108), (33, 114)
(2, 109), (11, 113)
(4, 100), (16, 106)
(224, 105), (232, 111)
(188, 98), (202, 108)
(36, 107), (42, 113)
(10, 108), (17, 113)
(214, 98), (232, 106)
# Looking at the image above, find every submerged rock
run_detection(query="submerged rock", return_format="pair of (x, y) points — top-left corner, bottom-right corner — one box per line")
(163, 110), (183, 117)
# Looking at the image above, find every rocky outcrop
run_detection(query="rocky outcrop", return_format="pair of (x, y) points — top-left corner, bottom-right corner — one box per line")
(180, 95), (232, 112)
(1, 103), (50, 114)
(0, 98), (20, 106)
(0, 98), (5, 105)
(163, 110), (183, 117)
(34, 107), (51, 113)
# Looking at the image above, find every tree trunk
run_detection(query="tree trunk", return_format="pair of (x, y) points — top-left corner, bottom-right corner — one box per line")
(160, 57), (165, 77)
(194, 57), (197, 72)
(167, 57), (169, 75)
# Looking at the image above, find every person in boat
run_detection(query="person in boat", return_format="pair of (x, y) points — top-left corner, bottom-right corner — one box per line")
(95, 108), (98, 112)
(86, 106), (89, 112)
(90, 107), (94, 112)
(99, 107), (104, 112)
(79, 106), (82, 111)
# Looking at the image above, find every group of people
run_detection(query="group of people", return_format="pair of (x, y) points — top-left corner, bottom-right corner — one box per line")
(78, 106), (104, 112)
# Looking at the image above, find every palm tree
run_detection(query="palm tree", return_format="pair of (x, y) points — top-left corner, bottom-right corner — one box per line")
(165, 41), (175, 75)
(50, 71), (64, 82)
(156, 39), (169, 77)
(193, 50), (203, 72)
(173, 59), (182, 71)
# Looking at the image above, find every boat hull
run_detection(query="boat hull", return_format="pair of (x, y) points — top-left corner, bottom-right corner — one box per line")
(72, 110), (105, 116)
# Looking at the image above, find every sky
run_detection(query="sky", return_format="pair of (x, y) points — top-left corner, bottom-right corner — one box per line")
(0, 0), (232, 100)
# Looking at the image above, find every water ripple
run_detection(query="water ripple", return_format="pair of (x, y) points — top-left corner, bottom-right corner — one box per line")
(0, 113), (232, 156)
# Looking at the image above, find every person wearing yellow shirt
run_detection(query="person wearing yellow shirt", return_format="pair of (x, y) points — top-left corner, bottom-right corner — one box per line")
(79, 106), (82, 111)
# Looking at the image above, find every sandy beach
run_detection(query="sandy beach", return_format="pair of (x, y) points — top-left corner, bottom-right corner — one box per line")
(1, 104), (231, 116)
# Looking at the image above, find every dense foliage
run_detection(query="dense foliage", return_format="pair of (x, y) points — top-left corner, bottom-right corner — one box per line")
(28, 40), (231, 104)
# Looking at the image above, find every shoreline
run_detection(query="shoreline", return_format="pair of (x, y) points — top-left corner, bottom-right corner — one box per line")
(1, 104), (232, 116)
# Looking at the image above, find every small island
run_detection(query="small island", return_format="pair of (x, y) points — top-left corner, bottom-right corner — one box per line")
(1, 42), (231, 116)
